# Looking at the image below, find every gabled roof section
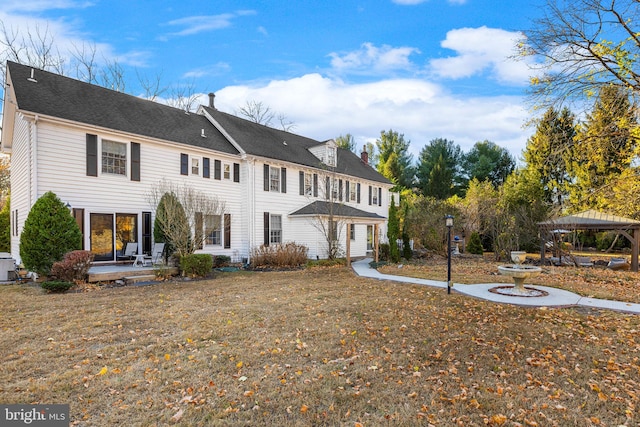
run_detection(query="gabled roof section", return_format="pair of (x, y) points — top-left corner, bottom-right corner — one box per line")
(290, 201), (386, 220)
(203, 106), (391, 185)
(5, 61), (239, 155)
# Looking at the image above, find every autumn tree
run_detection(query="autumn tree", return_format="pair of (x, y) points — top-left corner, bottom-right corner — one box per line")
(375, 130), (414, 191)
(335, 134), (356, 152)
(415, 138), (464, 199)
(406, 196), (459, 254)
(520, 0), (640, 109)
(236, 100), (294, 131)
(522, 107), (576, 207)
(567, 86), (638, 210)
(147, 180), (226, 258)
(0, 195), (9, 252)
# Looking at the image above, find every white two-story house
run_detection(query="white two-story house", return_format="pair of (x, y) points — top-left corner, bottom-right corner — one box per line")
(1, 61), (392, 264)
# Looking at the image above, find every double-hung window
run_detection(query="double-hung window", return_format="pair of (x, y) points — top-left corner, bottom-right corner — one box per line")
(205, 215), (222, 245)
(350, 182), (357, 202)
(372, 186), (379, 205)
(102, 140), (127, 176)
(223, 164), (231, 180)
(304, 173), (313, 196)
(191, 158), (200, 175)
(270, 167), (281, 192)
(270, 214), (282, 244)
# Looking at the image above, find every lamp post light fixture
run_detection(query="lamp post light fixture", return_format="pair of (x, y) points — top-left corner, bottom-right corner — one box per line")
(445, 215), (454, 294)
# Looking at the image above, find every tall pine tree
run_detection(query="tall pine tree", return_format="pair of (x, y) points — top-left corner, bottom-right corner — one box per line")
(376, 130), (414, 191)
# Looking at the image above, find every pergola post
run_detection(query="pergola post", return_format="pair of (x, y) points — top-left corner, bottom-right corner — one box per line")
(633, 228), (639, 272)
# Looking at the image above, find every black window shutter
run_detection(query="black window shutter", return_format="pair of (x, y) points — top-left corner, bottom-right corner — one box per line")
(368, 186), (372, 205)
(378, 188), (382, 206)
(357, 183), (361, 203)
(131, 142), (140, 181)
(214, 159), (221, 180)
(281, 168), (287, 193)
(263, 212), (270, 246)
(338, 179), (343, 201)
(233, 163), (240, 182)
(299, 171), (304, 195)
(325, 177), (330, 200)
(180, 153), (188, 175)
(86, 134), (97, 177)
(263, 164), (269, 191)
(345, 180), (350, 200)
(224, 214), (231, 249)
(203, 157), (210, 178)
(313, 174), (318, 197)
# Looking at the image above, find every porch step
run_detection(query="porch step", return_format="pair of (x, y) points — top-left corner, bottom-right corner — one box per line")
(123, 274), (157, 285)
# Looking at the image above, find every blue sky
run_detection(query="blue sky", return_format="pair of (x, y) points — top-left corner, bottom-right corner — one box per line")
(1, 0), (545, 160)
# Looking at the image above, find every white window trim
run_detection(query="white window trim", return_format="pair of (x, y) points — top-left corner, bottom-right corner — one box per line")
(223, 163), (231, 180)
(191, 156), (201, 176)
(270, 166), (281, 192)
(100, 138), (128, 177)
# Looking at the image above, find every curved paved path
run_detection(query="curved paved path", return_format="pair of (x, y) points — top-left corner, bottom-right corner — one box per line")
(351, 258), (640, 314)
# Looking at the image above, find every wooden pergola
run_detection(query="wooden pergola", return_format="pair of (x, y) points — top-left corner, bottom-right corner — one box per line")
(289, 201), (387, 266)
(538, 210), (640, 272)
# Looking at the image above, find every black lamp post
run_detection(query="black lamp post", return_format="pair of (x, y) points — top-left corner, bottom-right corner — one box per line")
(445, 215), (454, 294)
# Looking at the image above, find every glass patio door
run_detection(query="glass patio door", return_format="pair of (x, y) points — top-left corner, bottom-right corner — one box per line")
(90, 213), (138, 261)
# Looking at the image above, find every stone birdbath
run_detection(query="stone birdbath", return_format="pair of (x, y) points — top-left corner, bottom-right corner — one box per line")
(496, 251), (544, 296)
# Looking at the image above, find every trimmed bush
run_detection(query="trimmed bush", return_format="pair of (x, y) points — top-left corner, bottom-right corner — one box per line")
(251, 242), (308, 268)
(41, 280), (74, 293)
(180, 253), (213, 277)
(50, 250), (94, 282)
(213, 255), (231, 268)
(466, 232), (484, 255)
(378, 243), (390, 261)
(20, 192), (82, 276)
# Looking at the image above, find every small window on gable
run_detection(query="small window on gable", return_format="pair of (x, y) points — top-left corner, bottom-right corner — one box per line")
(191, 157), (200, 175)
(102, 140), (127, 176)
(327, 147), (336, 167)
(223, 164), (231, 180)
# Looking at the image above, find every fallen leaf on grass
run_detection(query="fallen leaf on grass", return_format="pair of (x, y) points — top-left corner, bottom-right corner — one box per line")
(171, 408), (183, 423)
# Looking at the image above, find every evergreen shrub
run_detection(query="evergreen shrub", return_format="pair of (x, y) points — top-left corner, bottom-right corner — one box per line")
(20, 192), (82, 276)
(41, 280), (74, 293)
(466, 232), (484, 255)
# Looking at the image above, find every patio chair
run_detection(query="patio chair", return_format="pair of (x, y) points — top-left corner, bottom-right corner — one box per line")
(143, 243), (165, 266)
(117, 242), (138, 261)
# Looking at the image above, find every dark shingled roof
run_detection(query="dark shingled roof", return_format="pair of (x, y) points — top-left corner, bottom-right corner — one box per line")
(6, 61), (239, 155)
(539, 210), (640, 230)
(203, 107), (391, 184)
(290, 201), (386, 220)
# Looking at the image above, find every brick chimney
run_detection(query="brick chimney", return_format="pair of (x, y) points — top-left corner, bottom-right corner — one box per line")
(208, 92), (215, 109)
(360, 146), (369, 165)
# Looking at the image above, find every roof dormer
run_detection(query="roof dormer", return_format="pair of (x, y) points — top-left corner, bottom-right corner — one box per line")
(309, 139), (337, 167)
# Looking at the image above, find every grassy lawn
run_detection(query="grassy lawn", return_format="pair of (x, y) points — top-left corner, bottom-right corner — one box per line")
(379, 254), (640, 304)
(1, 267), (639, 426)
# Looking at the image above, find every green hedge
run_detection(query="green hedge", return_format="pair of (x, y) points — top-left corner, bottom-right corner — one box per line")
(180, 254), (213, 277)
(41, 280), (74, 293)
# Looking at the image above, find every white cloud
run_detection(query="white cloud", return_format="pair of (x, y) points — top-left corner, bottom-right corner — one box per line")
(165, 10), (256, 37)
(182, 62), (231, 79)
(329, 42), (420, 74)
(213, 74), (529, 159)
(2, 0), (93, 13)
(430, 26), (531, 85)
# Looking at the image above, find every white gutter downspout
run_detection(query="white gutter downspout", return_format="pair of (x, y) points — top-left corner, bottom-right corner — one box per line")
(32, 114), (38, 205)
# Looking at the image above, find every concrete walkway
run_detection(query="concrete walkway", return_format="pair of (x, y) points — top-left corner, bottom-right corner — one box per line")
(352, 258), (640, 314)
